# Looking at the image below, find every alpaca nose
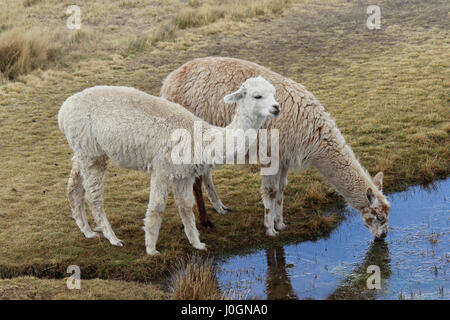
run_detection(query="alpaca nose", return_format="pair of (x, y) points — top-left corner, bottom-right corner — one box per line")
(271, 104), (280, 115)
(375, 230), (387, 241)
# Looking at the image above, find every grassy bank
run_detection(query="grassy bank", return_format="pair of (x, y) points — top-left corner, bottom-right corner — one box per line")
(0, 276), (168, 299)
(0, 0), (448, 298)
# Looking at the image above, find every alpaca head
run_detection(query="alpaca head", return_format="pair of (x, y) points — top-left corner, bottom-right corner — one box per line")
(223, 75), (280, 118)
(360, 172), (390, 240)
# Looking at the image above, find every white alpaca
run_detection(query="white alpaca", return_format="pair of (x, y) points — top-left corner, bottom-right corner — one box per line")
(161, 57), (391, 240)
(58, 76), (279, 255)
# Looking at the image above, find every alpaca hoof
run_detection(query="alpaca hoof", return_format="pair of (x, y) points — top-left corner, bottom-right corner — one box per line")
(202, 220), (216, 230)
(146, 249), (160, 256)
(276, 223), (288, 231)
(84, 231), (100, 239)
(194, 242), (207, 251)
(219, 206), (233, 214)
(110, 239), (124, 247)
(266, 228), (279, 237)
(216, 205), (232, 215)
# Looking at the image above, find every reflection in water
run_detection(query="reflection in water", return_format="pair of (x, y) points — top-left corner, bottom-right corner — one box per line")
(265, 247), (298, 300)
(328, 241), (391, 299)
(218, 178), (449, 300)
(264, 242), (392, 299)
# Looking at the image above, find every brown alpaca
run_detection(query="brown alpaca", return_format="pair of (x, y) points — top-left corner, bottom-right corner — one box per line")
(161, 57), (390, 239)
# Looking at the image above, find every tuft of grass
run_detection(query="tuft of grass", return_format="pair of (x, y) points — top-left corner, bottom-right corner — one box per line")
(170, 254), (222, 300)
(175, 0), (291, 29)
(126, 35), (150, 55)
(125, 22), (177, 55)
(175, 6), (226, 29)
(22, 0), (42, 7)
(0, 28), (58, 81)
(118, 0), (139, 9)
(67, 29), (90, 47)
(149, 22), (178, 45)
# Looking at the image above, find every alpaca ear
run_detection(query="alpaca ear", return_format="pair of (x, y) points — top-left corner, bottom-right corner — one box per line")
(223, 86), (246, 104)
(373, 172), (383, 191)
(366, 187), (375, 206)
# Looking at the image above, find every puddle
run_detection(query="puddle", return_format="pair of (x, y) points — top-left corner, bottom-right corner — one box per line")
(217, 179), (449, 300)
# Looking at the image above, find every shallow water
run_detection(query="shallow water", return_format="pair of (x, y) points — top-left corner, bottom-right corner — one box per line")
(217, 179), (449, 300)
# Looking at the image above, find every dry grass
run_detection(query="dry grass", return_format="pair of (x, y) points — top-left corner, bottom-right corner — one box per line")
(175, 6), (225, 30)
(124, 0), (291, 55)
(169, 254), (250, 300)
(0, 276), (169, 300)
(175, 0), (290, 29)
(125, 22), (177, 56)
(170, 254), (222, 300)
(0, 28), (58, 81)
(0, 0), (448, 297)
(22, 0), (42, 7)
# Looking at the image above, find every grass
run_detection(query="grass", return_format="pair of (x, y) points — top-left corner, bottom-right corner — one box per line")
(0, 276), (168, 299)
(169, 254), (222, 300)
(169, 253), (250, 300)
(22, 0), (42, 7)
(0, 28), (58, 81)
(0, 0), (448, 299)
(174, 0), (290, 29)
(124, 0), (291, 55)
(125, 22), (177, 56)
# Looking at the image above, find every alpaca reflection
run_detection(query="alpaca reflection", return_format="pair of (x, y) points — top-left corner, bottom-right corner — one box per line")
(265, 246), (298, 300)
(328, 241), (391, 300)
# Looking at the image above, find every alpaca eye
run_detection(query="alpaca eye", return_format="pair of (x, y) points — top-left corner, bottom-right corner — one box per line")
(376, 214), (385, 223)
(254, 95), (262, 99)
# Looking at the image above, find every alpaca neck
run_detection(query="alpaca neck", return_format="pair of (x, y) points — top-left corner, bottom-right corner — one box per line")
(313, 144), (374, 210)
(208, 101), (266, 166)
(225, 102), (265, 132)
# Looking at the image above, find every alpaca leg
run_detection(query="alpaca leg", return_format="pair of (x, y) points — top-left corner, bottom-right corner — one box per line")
(143, 172), (169, 256)
(275, 164), (289, 231)
(203, 170), (231, 214)
(261, 173), (280, 237)
(173, 178), (206, 251)
(80, 156), (123, 247)
(193, 176), (214, 229)
(67, 156), (98, 239)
